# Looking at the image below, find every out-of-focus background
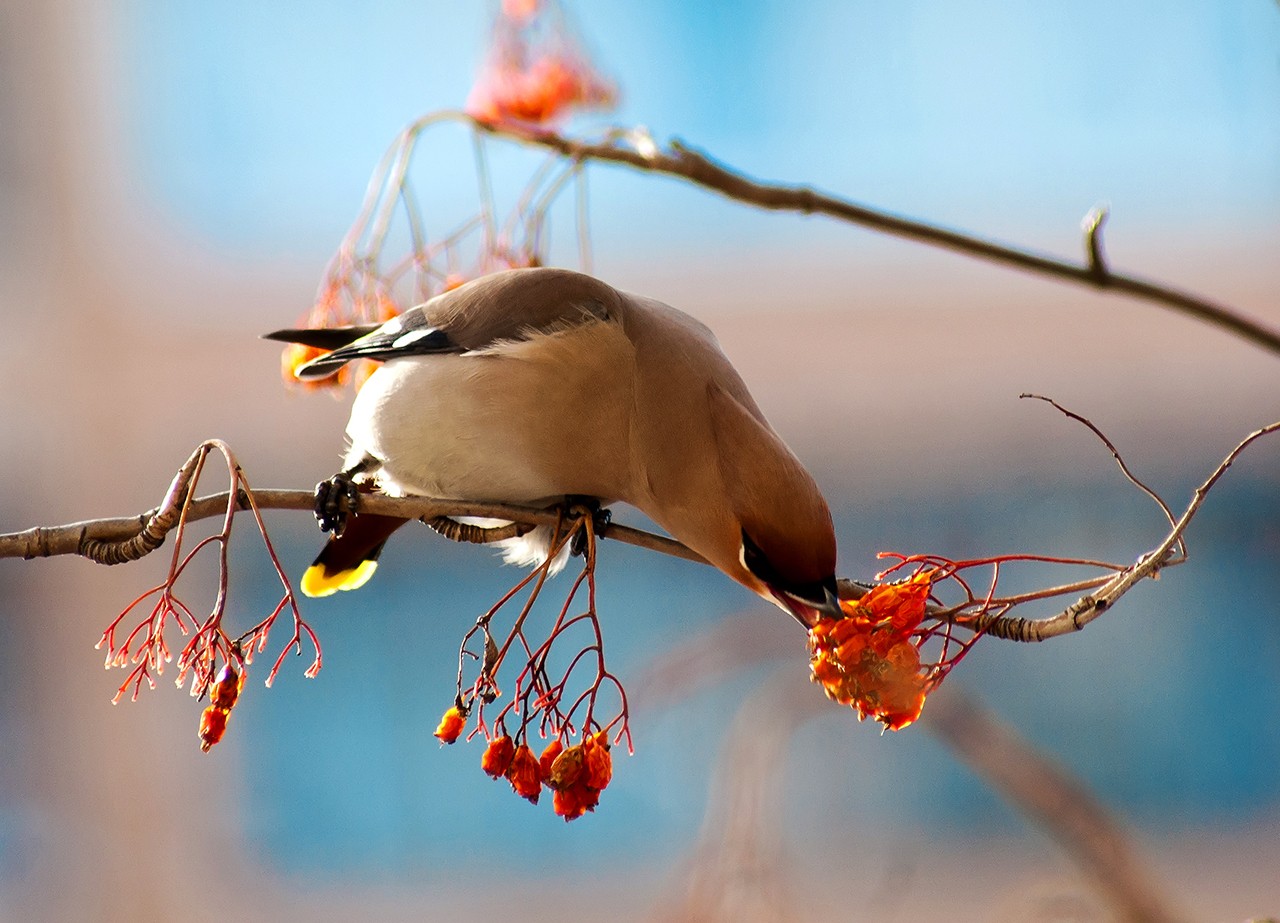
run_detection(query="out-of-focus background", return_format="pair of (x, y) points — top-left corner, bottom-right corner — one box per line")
(2, 2), (1278, 920)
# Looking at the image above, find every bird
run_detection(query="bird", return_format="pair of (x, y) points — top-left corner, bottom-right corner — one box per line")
(264, 267), (841, 625)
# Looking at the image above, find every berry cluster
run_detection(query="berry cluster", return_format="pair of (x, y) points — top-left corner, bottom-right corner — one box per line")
(436, 706), (614, 821)
(808, 572), (936, 731)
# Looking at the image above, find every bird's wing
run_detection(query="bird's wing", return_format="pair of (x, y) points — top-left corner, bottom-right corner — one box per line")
(704, 378), (837, 596)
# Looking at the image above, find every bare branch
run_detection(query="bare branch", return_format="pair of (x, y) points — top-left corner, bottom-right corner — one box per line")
(448, 113), (1280, 357)
(5, 419), (1274, 648)
(0, 487), (707, 567)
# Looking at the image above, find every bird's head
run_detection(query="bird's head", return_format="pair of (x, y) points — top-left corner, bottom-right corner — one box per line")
(739, 527), (843, 627)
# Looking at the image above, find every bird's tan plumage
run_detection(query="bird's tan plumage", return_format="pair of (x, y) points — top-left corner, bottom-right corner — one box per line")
(272, 267), (838, 621)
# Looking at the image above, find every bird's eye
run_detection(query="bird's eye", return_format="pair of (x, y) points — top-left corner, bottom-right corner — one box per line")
(739, 529), (778, 585)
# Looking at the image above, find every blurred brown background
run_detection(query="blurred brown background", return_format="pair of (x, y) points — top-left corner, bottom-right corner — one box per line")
(2, 2), (1278, 921)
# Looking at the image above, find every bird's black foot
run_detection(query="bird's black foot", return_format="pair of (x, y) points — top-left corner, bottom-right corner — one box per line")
(315, 455), (380, 535)
(566, 496), (611, 558)
(314, 472), (361, 536)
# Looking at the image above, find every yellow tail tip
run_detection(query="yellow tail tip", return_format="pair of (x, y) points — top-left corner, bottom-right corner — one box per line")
(300, 559), (379, 598)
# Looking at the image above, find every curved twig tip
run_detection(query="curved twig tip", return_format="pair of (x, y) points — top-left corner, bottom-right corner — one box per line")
(1082, 203), (1110, 279)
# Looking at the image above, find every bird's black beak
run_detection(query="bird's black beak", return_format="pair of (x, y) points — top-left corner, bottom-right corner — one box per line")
(772, 580), (845, 629)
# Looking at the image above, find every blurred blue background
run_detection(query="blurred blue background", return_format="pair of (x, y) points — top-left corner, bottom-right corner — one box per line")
(1, 1), (1278, 920)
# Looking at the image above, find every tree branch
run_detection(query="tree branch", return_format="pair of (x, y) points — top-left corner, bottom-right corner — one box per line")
(450, 113), (1280, 357)
(0, 488), (707, 568)
(3, 419), (1274, 645)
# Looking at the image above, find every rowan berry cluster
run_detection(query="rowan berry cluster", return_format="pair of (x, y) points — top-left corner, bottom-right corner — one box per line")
(808, 572), (937, 731)
(466, 0), (616, 127)
(436, 707), (614, 821)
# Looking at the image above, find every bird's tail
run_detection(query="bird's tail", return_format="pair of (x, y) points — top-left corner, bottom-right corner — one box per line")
(262, 326), (381, 351)
(300, 513), (410, 597)
(262, 325), (382, 381)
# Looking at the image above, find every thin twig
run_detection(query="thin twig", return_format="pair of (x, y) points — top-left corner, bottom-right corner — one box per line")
(1021, 393), (1179, 534)
(1082, 203), (1110, 279)
(970, 420), (1280, 641)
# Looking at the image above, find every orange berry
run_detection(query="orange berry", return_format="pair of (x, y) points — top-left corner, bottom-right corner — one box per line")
(198, 705), (228, 752)
(858, 572), (933, 637)
(583, 733), (612, 791)
(481, 735), (517, 779)
(506, 744), (542, 803)
(834, 632), (870, 666)
(828, 617), (865, 646)
(434, 706), (467, 744)
(885, 640), (922, 673)
(546, 744), (585, 791)
(210, 661), (243, 711)
(877, 686), (927, 731)
(552, 783), (599, 821)
(539, 739), (564, 779)
(808, 619), (837, 645)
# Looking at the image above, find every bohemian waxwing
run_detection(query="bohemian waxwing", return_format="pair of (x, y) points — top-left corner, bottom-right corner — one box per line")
(265, 267), (841, 624)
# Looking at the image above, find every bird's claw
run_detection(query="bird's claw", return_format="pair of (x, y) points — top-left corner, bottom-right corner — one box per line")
(569, 500), (611, 558)
(315, 474), (360, 536)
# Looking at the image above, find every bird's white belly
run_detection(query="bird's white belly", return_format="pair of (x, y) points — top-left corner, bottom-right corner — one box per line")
(344, 321), (634, 504)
